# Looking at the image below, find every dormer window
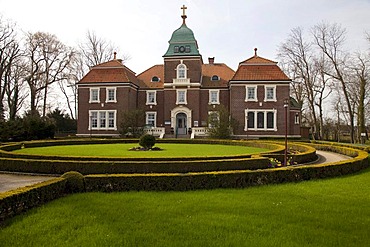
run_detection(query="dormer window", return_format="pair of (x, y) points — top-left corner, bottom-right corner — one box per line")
(211, 75), (220, 81)
(185, 45), (191, 53)
(174, 46), (179, 53)
(176, 63), (187, 79)
(151, 76), (160, 82)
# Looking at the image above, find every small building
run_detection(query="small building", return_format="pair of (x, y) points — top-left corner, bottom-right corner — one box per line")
(77, 6), (301, 139)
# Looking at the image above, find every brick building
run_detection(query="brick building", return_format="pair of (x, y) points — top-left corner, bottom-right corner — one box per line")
(77, 6), (301, 138)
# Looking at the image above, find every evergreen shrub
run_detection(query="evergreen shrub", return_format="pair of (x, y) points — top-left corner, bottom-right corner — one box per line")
(139, 134), (156, 149)
(61, 171), (85, 193)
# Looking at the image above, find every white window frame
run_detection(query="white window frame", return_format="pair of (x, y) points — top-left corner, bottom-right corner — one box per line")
(105, 87), (117, 103)
(176, 89), (187, 105)
(295, 114), (300, 124)
(89, 88), (100, 103)
(264, 85), (277, 102)
(244, 109), (277, 131)
(89, 110), (117, 130)
(146, 112), (157, 127)
(208, 111), (220, 128)
(245, 85), (258, 102)
(176, 63), (187, 79)
(146, 90), (157, 105)
(209, 90), (220, 105)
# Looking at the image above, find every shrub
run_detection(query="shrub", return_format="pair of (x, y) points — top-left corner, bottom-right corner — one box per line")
(61, 171), (85, 193)
(139, 134), (156, 149)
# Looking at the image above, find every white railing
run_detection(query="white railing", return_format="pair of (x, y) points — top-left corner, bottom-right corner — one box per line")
(173, 78), (190, 84)
(191, 127), (209, 137)
(144, 127), (165, 138)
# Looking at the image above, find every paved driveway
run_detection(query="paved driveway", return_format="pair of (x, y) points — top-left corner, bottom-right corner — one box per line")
(0, 173), (56, 193)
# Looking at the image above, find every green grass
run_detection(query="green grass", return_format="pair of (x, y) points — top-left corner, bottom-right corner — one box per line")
(1, 167), (370, 247)
(13, 143), (268, 158)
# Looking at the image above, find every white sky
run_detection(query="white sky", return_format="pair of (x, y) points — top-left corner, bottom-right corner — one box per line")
(1, 0), (370, 75)
(0, 0), (370, 73)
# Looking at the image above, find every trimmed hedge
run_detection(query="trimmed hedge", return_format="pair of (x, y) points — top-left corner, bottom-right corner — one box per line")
(84, 145), (369, 192)
(0, 178), (66, 223)
(0, 156), (270, 175)
(262, 142), (317, 164)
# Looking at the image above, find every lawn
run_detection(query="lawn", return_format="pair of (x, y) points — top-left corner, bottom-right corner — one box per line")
(1, 167), (369, 247)
(13, 143), (268, 158)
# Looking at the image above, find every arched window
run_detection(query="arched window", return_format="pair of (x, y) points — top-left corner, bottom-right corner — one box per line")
(151, 76), (160, 82)
(211, 75), (219, 81)
(177, 63), (187, 79)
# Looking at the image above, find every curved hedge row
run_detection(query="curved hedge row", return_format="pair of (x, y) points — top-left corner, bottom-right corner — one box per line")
(84, 144), (369, 192)
(0, 139), (287, 175)
(0, 139), (284, 162)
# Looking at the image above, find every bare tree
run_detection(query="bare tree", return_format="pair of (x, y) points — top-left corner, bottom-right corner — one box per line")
(24, 32), (74, 117)
(312, 22), (356, 142)
(278, 27), (332, 139)
(0, 16), (21, 120)
(5, 57), (27, 119)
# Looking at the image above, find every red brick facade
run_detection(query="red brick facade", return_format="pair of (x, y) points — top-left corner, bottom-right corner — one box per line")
(76, 13), (301, 138)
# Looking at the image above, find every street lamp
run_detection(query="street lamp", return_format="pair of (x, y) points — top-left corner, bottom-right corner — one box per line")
(284, 99), (289, 166)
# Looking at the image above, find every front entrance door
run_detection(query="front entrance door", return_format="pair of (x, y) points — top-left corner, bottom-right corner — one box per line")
(176, 113), (187, 135)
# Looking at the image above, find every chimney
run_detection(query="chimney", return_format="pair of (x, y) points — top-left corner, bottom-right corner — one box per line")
(208, 57), (215, 64)
(114, 52), (117, 60)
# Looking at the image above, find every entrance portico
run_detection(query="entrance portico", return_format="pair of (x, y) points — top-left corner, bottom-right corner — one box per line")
(171, 106), (192, 135)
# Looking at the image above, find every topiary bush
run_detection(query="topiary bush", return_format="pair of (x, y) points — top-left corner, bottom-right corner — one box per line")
(139, 134), (156, 150)
(61, 171), (85, 193)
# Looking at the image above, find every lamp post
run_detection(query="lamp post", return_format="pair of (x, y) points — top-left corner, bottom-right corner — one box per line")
(284, 99), (289, 166)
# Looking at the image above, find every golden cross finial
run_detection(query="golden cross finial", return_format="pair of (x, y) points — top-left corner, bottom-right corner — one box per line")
(181, 5), (187, 16)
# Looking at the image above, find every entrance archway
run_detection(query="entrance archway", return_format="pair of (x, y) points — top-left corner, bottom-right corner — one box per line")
(176, 113), (187, 135)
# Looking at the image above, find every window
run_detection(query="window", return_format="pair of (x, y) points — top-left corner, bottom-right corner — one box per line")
(106, 87), (116, 103)
(108, 112), (115, 128)
(90, 112), (98, 128)
(174, 46), (179, 53)
(208, 111), (220, 128)
(89, 110), (116, 130)
(146, 112), (156, 127)
(185, 45), (191, 53)
(267, 112), (274, 128)
(246, 86), (257, 101)
(245, 110), (277, 131)
(176, 90), (187, 105)
(209, 90), (219, 104)
(89, 88), (100, 103)
(177, 63), (187, 79)
(295, 114), (300, 124)
(146, 91), (157, 105)
(211, 75), (219, 81)
(247, 112), (254, 129)
(257, 112), (264, 128)
(151, 76), (160, 82)
(265, 86), (276, 101)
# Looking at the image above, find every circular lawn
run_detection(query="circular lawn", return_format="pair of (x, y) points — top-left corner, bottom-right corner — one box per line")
(13, 143), (269, 158)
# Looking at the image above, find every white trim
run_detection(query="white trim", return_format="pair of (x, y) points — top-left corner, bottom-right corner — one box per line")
(264, 85), (277, 102)
(245, 85), (258, 102)
(170, 106), (192, 129)
(88, 110), (117, 130)
(176, 62), (187, 79)
(105, 87), (117, 103)
(89, 88), (100, 103)
(244, 109), (277, 131)
(146, 111), (157, 127)
(176, 89), (187, 105)
(208, 89), (220, 105)
(146, 90), (157, 105)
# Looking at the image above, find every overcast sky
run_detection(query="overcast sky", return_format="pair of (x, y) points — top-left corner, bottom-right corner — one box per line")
(1, 0), (370, 74)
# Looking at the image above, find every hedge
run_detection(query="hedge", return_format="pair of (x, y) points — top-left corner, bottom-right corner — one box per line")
(261, 142), (317, 164)
(0, 139), (284, 162)
(84, 145), (369, 192)
(0, 156), (271, 175)
(0, 178), (66, 223)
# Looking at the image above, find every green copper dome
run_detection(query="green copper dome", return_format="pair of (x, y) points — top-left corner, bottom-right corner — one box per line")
(163, 23), (200, 57)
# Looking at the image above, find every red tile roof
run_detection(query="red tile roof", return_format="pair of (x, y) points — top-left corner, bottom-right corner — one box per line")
(232, 55), (290, 81)
(201, 63), (235, 88)
(79, 60), (140, 85)
(137, 65), (164, 89)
